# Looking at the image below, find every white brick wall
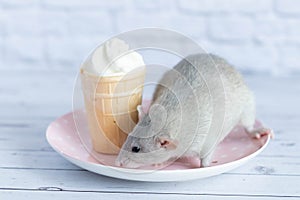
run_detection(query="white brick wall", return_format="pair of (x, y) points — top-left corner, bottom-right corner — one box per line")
(0, 0), (299, 75)
(208, 16), (254, 41)
(178, 0), (272, 13)
(275, 0), (300, 15)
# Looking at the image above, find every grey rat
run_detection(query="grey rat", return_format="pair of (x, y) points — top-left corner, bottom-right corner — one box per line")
(115, 53), (273, 168)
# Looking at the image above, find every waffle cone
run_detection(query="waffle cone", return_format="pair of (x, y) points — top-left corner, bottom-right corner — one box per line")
(80, 67), (146, 154)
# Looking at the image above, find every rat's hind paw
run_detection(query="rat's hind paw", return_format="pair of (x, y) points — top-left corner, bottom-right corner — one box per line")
(201, 158), (211, 168)
(247, 127), (274, 139)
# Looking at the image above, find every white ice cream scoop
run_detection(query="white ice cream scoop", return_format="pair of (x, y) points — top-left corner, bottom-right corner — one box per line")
(83, 38), (145, 76)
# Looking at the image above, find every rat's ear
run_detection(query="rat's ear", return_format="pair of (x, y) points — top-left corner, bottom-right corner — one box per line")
(137, 105), (145, 120)
(156, 135), (178, 150)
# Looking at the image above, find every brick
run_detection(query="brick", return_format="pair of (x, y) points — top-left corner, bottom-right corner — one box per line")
(66, 11), (113, 36)
(278, 44), (300, 72)
(275, 0), (300, 15)
(4, 36), (45, 68)
(177, 0), (214, 13)
(3, 9), (42, 36)
(116, 10), (206, 40)
(168, 14), (206, 39)
(135, 0), (177, 11)
(0, 38), (3, 69)
(254, 16), (287, 40)
(0, 0), (39, 8)
(45, 36), (105, 70)
(203, 41), (278, 74)
(116, 10), (172, 32)
(40, 10), (68, 36)
(0, 10), (5, 36)
(115, 29), (203, 58)
(208, 16), (253, 41)
(223, 0), (272, 13)
(42, 0), (126, 10)
(255, 17), (300, 42)
(178, 0), (272, 14)
(285, 20), (300, 39)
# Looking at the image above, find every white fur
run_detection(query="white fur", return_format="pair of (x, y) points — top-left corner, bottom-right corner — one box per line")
(116, 54), (269, 168)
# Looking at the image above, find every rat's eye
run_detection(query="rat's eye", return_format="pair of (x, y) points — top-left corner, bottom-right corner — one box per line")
(131, 146), (141, 153)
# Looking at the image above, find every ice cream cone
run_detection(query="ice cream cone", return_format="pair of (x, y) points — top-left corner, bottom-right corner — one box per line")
(80, 66), (146, 154)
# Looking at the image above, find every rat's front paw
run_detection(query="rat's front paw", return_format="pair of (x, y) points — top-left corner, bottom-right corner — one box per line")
(201, 158), (211, 168)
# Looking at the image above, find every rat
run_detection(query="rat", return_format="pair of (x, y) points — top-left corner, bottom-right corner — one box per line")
(115, 53), (273, 168)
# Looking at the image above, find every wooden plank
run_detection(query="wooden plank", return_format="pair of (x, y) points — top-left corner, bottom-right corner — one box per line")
(0, 104), (71, 121)
(0, 121), (52, 152)
(228, 156), (300, 176)
(0, 115), (299, 156)
(0, 150), (80, 170)
(0, 150), (299, 176)
(0, 189), (298, 200)
(262, 141), (300, 157)
(0, 168), (299, 196)
(0, 133), (298, 157)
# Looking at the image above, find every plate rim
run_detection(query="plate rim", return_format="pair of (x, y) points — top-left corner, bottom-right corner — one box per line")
(46, 112), (271, 182)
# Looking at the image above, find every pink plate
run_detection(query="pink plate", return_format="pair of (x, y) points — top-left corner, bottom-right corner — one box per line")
(46, 111), (270, 182)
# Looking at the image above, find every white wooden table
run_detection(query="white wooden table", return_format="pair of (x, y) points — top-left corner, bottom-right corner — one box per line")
(1, 70), (299, 199)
